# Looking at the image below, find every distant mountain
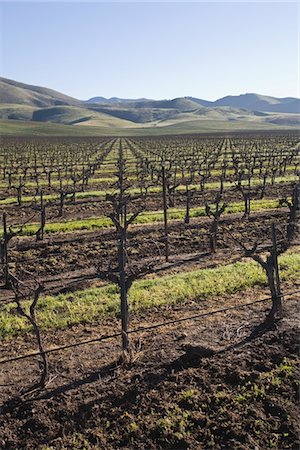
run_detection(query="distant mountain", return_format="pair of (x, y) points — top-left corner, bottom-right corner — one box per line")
(266, 99), (300, 114)
(128, 98), (202, 111)
(88, 97), (208, 110)
(212, 93), (300, 114)
(87, 93), (299, 114)
(186, 97), (214, 107)
(86, 96), (108, 104)
(0, 77), (299, 133)
(86, 97), (151, 105)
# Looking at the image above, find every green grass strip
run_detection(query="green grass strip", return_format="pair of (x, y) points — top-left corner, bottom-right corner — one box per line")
(1, 198), (282, 235)
(0, 252), (299, 339)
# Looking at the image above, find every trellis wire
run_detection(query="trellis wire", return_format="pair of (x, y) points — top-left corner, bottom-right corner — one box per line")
(1, 288), (299, 365)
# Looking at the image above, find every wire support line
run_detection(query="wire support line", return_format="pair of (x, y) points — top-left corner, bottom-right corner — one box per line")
(0, 289), (299, 365)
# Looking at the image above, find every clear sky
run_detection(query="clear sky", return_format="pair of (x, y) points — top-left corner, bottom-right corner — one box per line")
(0, 1), (298, 100)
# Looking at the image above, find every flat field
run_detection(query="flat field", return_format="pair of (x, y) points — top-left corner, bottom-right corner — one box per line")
(0, 132), (299, 449)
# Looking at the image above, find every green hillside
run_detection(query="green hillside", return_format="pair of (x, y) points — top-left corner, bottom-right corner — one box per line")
(0, 77), (299, 135)
(0, 104), (36, 120)
(31, 105), (138, 128)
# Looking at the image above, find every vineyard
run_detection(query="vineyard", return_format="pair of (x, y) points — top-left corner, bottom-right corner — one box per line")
(0, 132), (300, 449)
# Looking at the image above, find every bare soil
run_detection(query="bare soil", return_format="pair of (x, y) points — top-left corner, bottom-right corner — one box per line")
(0, 209), (293, 301)
(0, 286), (299, 449)
(1, 182), (294, 225)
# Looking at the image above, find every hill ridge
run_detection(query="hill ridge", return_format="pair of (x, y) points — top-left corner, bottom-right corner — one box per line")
(0, 77), (299, 133)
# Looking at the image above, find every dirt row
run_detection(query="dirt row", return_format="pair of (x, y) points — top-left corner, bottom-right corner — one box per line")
(1, 182), (295, 225)
(2, 209), (292, 285)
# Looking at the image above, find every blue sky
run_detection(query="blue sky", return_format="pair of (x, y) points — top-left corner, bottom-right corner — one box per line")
(0, 1), (298, 100)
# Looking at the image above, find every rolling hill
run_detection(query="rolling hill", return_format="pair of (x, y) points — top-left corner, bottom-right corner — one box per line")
(0, 77), (299, 135)
(87, 93), (300, 114)
(212, 93), (300, 113)
(0, 77), (81, 108)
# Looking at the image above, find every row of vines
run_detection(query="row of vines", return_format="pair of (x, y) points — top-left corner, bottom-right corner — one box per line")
(0, 132), (299, 389)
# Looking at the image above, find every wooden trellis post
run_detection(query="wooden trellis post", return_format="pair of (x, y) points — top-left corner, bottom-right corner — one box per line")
(36, 190), (46, 241)
(271, 222), (283, 318)
(162, 161), (169, 262)
(1, 211), (9, 287)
